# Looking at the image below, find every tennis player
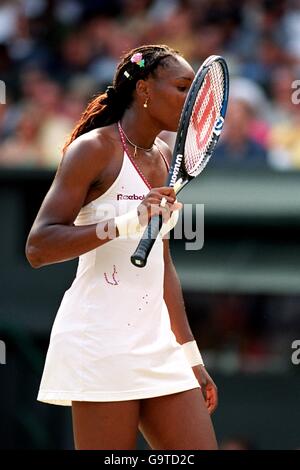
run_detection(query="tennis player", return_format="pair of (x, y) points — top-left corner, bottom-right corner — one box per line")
(26, 45), (218, 450)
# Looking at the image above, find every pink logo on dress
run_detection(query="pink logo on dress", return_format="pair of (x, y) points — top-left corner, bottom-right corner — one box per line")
(104, 265), (119, 285)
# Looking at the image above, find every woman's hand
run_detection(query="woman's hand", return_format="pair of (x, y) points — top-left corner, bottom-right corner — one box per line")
(192, 365), (218, 414)
(137, 187), (182, 226)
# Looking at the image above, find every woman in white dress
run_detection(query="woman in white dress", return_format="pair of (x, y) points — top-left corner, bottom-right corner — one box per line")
(26, 44), (218, 450)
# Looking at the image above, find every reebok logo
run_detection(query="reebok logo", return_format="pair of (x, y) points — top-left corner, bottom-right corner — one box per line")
(117, 193), (145, 201)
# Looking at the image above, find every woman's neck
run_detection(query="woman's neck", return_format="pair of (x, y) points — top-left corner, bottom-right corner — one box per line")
(120, 108), (161, 149)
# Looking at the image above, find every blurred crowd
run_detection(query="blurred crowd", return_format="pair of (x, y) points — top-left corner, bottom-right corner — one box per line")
(0, 0), (299, 169)
(187, 292), (300, 373)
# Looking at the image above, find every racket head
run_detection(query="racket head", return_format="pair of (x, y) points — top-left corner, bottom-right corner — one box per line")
(168, 55), (229, 192)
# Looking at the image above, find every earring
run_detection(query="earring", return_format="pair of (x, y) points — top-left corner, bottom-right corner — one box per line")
(143, 98), (148, 108)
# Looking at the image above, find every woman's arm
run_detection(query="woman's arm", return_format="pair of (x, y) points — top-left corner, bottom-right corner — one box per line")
(25, 133), (119, 268)
(163, 239), (218, 414)
(163, 239), (194, 344)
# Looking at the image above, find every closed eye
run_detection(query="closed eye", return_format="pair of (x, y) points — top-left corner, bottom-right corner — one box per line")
(177, 86), (188, 92)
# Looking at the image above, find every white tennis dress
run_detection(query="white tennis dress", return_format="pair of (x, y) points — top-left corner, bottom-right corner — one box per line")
(37, 147), (199, 406)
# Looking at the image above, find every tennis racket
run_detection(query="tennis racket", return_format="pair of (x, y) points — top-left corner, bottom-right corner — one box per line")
(131, 55), (229, 268)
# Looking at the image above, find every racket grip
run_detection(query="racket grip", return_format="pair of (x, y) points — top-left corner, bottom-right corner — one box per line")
(131, 214), (163, 268)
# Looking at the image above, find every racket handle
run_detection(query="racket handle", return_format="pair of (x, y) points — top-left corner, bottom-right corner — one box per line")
(131, 214), (163, 268)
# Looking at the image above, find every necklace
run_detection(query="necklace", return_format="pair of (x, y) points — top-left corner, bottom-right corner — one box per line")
(118, 121), (155, 158)
(117, 121), (152, 189)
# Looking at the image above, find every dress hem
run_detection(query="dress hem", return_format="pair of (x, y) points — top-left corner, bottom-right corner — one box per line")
(37, 381), (200, 406)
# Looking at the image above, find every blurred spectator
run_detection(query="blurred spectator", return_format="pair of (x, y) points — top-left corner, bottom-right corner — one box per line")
(214, 98), (269, 168)
(30, 78), (74, 167)
(282, 4), (300, 59)
(0, 98), (21, 141)
(0, 0), (19, 44)
(268, 67), (300, 169)
(54, 31), (95, 83)
(0, 105), (43, 167)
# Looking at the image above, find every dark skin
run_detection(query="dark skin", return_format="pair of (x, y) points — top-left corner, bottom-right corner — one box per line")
(26, 55), (218, 449)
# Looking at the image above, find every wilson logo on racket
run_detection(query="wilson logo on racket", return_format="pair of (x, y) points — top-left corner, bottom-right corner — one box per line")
(170, 154), (183, 187)
(191, 76), (217, 150)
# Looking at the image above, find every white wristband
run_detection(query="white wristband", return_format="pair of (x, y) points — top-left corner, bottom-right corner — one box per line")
(114, 209), (143, 237)
(181, 340), (204, 367)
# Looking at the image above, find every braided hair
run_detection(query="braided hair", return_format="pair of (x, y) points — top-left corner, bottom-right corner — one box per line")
(63, 44), (180, 153)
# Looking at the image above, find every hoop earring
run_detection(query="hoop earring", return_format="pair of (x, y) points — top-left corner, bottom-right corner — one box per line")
(143, 98), (149, 108)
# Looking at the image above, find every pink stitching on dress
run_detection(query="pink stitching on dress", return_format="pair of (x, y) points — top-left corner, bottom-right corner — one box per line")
(104, 265), (119, 285)
(117, 122), (152, 190)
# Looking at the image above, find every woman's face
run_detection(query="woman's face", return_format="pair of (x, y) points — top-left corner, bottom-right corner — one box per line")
(145, 55), (195, 132)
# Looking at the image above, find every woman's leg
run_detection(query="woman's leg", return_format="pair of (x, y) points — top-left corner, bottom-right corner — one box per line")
(139, 388), (218, 450)
(72, 400), (140, 450)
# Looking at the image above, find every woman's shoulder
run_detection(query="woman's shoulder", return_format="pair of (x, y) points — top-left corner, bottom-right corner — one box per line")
(66, 125), (119, 159)
(57, 125), (121, 184)
(61, 125), (121, 175)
